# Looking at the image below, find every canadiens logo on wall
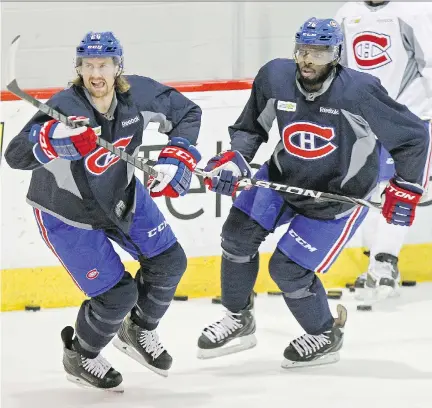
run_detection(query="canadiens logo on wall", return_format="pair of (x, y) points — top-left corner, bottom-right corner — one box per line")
(85, 136), (133, 175)
(352, 31), (392, 69)
(282, 122), (337, 160)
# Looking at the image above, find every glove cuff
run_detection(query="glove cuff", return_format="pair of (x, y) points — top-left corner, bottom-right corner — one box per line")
(391, 177), (424, 195)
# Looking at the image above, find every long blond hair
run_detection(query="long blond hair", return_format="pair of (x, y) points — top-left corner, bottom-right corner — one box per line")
(72, 57), (130, 93)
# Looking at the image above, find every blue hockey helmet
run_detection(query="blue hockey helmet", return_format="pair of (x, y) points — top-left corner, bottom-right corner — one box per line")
(76, 31), (123, 70)
(295, 18), (343, 46)
(294, 18), (343, 65)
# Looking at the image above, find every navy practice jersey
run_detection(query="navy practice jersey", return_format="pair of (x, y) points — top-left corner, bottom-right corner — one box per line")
(229, 59), (431, 219)
(5, 75), (202, 232)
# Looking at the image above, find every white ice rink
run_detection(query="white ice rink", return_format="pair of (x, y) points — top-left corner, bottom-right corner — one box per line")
(2, 283), (432, 408)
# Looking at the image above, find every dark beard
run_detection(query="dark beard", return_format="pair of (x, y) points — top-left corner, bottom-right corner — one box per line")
(297, 63), (333, 91)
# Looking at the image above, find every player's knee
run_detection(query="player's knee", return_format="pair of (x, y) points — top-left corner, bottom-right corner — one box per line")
(221, 206), (267, 258)
(137, 241), (187, 286)
(269, 248), (315, 296)
(92, 271), (138, 319)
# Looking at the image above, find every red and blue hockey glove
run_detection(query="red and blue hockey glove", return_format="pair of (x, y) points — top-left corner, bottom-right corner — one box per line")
(203, 151), (252, 196)
(29, 116), (97, 164)
(382, 177), (423, 226)
(148, 137), (201, 198)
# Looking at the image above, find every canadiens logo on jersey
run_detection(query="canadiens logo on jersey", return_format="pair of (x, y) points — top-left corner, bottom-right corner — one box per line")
(85, 136), (133, 175)
(282, 122), (337, 160)
(353, 31), (392, 69)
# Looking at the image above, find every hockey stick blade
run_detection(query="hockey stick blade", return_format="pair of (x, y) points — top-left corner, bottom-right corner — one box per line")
(193, 167), (381, 211)
(6, 35), (161, 179)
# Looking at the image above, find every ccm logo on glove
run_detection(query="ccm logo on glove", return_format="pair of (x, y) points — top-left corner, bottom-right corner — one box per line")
(148, 137), (202, 198)
(160, 147), (198, 170)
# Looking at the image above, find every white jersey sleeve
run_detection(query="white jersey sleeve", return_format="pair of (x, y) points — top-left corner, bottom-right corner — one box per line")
(335, 1), (432, 119)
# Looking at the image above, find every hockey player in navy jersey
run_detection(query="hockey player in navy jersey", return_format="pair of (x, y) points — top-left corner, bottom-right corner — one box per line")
(5, 32), (202, 391)
(197, 18), (430, 368)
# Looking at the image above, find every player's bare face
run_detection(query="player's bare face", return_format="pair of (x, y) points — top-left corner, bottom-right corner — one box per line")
(298, 60), (329, 83)
(79, 58), (118, 99)
(294, 45), (336, 90)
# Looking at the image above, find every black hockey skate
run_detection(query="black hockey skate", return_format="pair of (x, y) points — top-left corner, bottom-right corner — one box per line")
(282, 304), (347, 369)
(112, 315), (172, 377)
(197, 293), (257, 359)
(61, 326), (123, 392)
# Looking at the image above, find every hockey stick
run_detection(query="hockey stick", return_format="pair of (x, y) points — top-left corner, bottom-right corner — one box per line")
(192, 167), (381, 210)
(6, 35), (162, 180)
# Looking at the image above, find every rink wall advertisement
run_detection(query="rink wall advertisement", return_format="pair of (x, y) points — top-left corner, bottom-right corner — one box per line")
(1, 82), (432, 311)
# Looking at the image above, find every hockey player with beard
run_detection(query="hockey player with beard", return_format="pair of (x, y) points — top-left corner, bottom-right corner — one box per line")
(196, 17), (430, 368)
(334, 1), (432, 302)
(5, 32), (202, 391)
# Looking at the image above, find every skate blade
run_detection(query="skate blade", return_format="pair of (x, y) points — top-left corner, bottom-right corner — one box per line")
(66, 374), (124, 393)
(281, 351), (340, 369)
(197, 334), (257, 360)
(112, 336), (169, 378)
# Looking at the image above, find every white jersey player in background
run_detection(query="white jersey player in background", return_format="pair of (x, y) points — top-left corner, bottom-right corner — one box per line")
(334, 1), (432, 301)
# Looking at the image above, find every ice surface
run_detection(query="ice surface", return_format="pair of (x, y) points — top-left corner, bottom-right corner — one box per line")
(2, 284), (432, 408)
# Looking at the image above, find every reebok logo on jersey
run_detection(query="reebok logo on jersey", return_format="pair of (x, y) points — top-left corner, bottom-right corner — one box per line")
(122, 116), (139, 127)
(320, 107), (339, 115)
(277, 101), (296, 112)
(85, 136), (133, 175)
(282, 121), (337, 160)
(353, 32), (392, 69)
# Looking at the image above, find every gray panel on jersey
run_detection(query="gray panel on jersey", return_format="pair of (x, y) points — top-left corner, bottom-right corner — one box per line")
(127, 145), (141, 186)
(26, 199), (93, 229)
(271, 140), (285, 174)
(257, 98), (276, 132)
(340, 109), (377, 188)
(231, 132), (264, 161)
(397, 18), (423, 100)
(140, 111), (173, 134)
(231, 98), (275, 160)
(44, 159), (83, 199)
